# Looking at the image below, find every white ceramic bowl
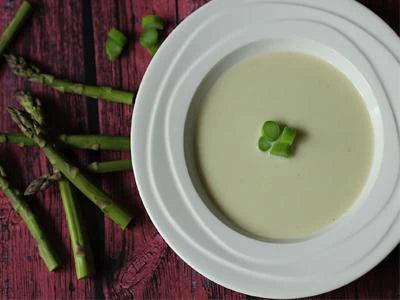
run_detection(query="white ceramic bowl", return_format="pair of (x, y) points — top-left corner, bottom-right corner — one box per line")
(132, 0), (400, 298)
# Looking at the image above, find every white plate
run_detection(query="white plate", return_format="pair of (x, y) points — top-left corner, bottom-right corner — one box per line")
(131, 0), (400, 298)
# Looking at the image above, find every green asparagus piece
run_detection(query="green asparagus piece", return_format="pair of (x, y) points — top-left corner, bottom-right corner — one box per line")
(258, 136), (271, 152)
(9, 105), (133, 229)
(106, 28), (128, 61)
(58, 134), (130, 151)
(0, 133), (34, 146)
(88, 159), (132, 174)
(24, 171), (62, 195)
(0, 164), (60, 271)
(140, 29), (159, 48)
(25, 159), (133, 195)
(0, 133), (130, 151)
(58, 178), (95, 279)
(270, 142), (292, 158)
(17, 91), (45, 125)
(5, 55), (134, 105)
(0, 1), (32, 57)
(141, 15), (165, 30)
(140, 15), (164, 56)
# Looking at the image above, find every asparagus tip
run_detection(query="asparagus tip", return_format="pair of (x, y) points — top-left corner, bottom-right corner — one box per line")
(24, 172), (62, 195)
(87, 162), (98, 171)
(0, 165), (6, 177)
(16, 91), (45, 125)
(5, 54), (40, 79)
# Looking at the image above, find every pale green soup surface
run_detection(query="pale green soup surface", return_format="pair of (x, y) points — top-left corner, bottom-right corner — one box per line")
(195, 52), (374, 240)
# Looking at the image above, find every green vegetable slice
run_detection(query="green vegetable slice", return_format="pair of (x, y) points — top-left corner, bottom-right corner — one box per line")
(108, 27), (128, 45)
(258, 136), (271, 152)
(141, 15), (165, 30)
(105, 27), (127, 61)
(140, 29), (159, 48)
(106, 39), (123, 61)
(280, 127), (297, 145)
(270, 142), (292, 158)
(262, 121), (281, 142)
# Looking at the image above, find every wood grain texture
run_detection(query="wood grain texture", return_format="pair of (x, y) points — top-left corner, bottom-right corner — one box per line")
(0, 0), (398, 299)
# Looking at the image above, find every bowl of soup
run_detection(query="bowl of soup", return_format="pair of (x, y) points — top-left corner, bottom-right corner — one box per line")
(132, 0), (400, 298)
(188, 51), (374, 241)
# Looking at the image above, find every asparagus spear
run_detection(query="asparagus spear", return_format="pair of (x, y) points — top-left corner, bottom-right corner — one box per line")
(58, 134), (130, 151)
(9, 101), (133, 229)
(0, 1), (32, 57)
(5, 55), (134, 105)
(25, 159), (133, 195)
(58, 178), (95, 279)
(88, 159), (132, 174)
(0, 133), (130, 151)
(0, 164), (60, 271)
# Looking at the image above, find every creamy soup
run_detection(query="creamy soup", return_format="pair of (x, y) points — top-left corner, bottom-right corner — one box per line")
(194, 52), (374, 240)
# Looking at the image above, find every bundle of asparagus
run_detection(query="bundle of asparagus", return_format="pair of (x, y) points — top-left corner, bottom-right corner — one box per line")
(3, 92), (134, 279)
(0, 0), (165, 281)
(9, 93), (134, 229)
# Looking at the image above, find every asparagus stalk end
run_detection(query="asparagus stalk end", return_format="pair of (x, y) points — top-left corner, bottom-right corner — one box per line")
(0, 163), (60, 271)
(58, 178), (95, 279)
(0, 1), (32, 56)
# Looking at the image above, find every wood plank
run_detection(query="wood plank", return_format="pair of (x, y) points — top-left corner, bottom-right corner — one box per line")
(177, 0), (209, 22)
(382, 0), (400, 34)
(88, 0), (178, 299)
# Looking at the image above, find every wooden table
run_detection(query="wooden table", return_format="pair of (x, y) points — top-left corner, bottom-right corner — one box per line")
(0, 1), (398, 299)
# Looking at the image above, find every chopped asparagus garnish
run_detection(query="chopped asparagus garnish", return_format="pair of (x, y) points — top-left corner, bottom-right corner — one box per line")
(279, 127), (297, 145)
(140, 29), (159, 48)
(270, 142), (292, 158)
(140, 15), (165, 56)
(258, 136), (271, 152)
(262, 121), (281, 142)
(258, 121), (298, 157)
(141, 15), (165, 30)
(106, 27), (128, 61)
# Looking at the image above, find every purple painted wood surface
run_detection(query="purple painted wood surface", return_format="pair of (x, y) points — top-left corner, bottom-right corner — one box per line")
(0, 0), (398, 299)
